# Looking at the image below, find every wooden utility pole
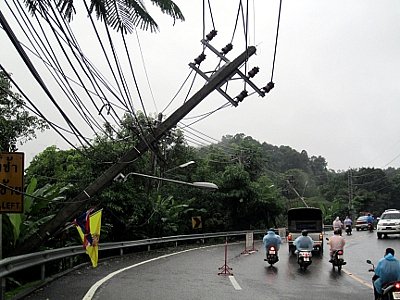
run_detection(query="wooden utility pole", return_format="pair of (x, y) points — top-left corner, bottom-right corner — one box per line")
(14, 46), (258, 255)
(348, 168), (353, 216)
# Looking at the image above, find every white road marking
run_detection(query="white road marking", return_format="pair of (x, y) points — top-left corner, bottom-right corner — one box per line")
(82, 244), (224, 300)
(342, 268), (373, 289)
(229, 275), (242, 290)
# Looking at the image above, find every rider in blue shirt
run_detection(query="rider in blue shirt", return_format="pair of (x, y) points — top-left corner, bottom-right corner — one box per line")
(366, 213), (374, 224)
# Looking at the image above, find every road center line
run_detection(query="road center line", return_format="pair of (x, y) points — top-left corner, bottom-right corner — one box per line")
(342, 268), (373, 289)
(229, 275), (242, 290)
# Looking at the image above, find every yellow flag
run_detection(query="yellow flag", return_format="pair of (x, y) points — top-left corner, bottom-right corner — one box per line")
(76, 209), (102, 267)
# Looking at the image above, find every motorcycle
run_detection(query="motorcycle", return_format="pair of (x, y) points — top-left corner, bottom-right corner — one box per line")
(330, 249), (346, 272)
(345, 224), (352, 235)
(367, 223), (374, 232)
(297, 250), (312, 270)
(264, 245), (279, 266)
(367, 259), (400, 300)
(325, 237), (346, 272)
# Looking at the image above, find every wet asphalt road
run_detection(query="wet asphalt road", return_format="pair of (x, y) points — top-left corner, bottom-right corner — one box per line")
(25, 231), (399, 300)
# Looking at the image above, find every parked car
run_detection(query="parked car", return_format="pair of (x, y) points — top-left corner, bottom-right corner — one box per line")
(377, 209), (400, 239)
(355, 216), (369, 231)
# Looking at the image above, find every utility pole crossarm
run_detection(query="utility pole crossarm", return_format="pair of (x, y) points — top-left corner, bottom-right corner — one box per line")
(188, 62), (237, 107)
(14, 46), (258, 255)
(200, 39), (266, 98)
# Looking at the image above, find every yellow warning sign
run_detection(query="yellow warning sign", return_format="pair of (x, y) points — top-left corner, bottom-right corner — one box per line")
(0, 152), (24, 213)
(192, 216), (202, 229)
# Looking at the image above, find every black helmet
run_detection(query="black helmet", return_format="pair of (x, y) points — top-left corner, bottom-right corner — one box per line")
(301, 229), (308, 236)
(269, 228), (275, 232)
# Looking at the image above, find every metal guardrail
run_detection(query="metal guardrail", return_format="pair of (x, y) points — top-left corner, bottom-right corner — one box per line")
(0, 230), (264, 279)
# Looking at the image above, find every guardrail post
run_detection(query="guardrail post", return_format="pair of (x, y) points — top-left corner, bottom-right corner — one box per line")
(147, 245), (151, 251)
(0, 277), (5, 300)
(69, 257), (73, 269)
(40, 264), (45, 281)
(120, 249), (123, 256)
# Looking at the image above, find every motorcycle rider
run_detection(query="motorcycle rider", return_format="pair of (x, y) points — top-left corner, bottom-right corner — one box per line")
(332, 216), (343, 231)
(327, 228), (346, 263)
(294, 229), (314, 253)
(373, 247), (400, 299)
(366, 213), (374, 229)
(263, 228), (282, 255)
(343, 216), (352, 234)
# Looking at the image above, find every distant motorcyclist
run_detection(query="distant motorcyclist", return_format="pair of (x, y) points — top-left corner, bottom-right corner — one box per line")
(343, 216), (352, 227)
(328, 229), (346, 263)
(373, 247), (400, 299)
(294, 229), (314, 253)
(343, 216), (352, 235)
(332, 216), (343, 231)
(263, 228), (282, 252)
(366, 213), (374, 226)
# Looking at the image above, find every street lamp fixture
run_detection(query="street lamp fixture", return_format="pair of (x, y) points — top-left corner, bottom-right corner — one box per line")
(114, 172), (218, 190)
(164, 160), (196, 173)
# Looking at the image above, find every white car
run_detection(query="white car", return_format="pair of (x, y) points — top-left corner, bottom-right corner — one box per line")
(376, 209), (400, 239)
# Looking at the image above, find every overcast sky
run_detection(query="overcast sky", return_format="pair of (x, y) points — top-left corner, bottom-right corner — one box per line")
(1, 0), (400, 172)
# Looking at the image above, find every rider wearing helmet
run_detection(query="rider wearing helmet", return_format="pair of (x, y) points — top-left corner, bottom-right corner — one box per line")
(263, 228), (282, 251)
(328, 228), (346, 262)
(294, 229), (314, 253)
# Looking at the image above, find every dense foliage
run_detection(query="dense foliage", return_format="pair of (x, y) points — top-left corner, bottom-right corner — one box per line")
(3, 111), (400, 256)
(0, 70), (48, 152)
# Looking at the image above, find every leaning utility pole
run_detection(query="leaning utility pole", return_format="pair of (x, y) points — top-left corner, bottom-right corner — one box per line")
(14, 44), (263, 254)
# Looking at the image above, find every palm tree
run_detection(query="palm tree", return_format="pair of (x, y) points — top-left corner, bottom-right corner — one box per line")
(24, 0), (185, 33)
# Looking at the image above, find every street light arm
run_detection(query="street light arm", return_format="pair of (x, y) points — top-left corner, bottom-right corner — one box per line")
(118, 172), (218, 190)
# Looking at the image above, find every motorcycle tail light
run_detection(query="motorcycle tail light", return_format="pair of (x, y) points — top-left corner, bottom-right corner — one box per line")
(270, 246), (275, 251)
(288, 234), (292, 241)
(338, 250), (343, 255)
(395, 282), (400, 289)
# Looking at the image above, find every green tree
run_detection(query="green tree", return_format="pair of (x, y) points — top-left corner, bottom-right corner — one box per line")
(218, 164), (255, 230)
(252, 175), (286, 228)
(0, 70), (48, 152)
(24, 0), (184, 34)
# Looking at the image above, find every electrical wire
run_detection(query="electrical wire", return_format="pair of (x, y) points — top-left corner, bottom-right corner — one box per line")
(0, 65), (92, 156)
(161, 69), (194, 114)
(4, 0), (161, 161)
(2, 2), (100, 148)
(134, 27), (158, 113)
(271, 0), (283, 82)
